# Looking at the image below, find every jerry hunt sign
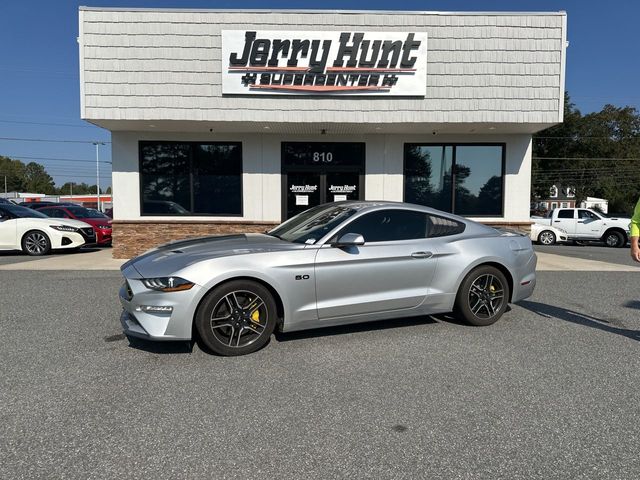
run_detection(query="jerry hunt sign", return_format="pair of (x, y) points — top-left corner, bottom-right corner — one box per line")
(221, 30), (427, 96)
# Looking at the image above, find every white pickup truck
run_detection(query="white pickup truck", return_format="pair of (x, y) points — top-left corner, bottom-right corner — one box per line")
(532, 207), (630, 247)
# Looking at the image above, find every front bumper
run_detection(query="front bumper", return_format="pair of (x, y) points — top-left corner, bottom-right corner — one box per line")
(52, 231), (87, 250)
(95, 228), (112, 245)
(118, 271), (203, 341)
(78, 227), (97, 246)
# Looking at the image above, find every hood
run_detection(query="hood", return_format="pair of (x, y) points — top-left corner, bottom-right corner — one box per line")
(122, 233), (304, 278)
(35, 218), (93, 229)
(74, 217), (111, 227)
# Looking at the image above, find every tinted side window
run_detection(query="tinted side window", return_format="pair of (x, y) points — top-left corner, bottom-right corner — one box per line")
(45, 209), (64, 218)
(338, 209), (428, 242)
(557, 209), (574, 219)
(579, 210), (598, 220)
(428, 215), (466, 237)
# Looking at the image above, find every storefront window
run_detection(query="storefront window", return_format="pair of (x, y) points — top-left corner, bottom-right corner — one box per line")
(140, 141), (242, 216)
(404, 144), (504, 217)
(404, 145), (453, 212)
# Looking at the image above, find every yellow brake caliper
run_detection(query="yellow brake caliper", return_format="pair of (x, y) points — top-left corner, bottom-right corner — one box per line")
(251, 309), (261, 324)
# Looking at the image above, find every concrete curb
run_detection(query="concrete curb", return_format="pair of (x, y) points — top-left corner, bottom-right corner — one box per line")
(0, 248), (126, 271)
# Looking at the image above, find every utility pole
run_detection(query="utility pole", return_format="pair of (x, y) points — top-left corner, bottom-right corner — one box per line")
(93, 142), (105, 211)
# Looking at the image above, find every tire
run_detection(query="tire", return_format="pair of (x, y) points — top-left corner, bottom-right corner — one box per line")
(453, 266), (510, 327)
(21, 230), (52, 256)
(538, 230), (556, 245)
(603, 230), (624, 248)
(195, 280), (278, 356)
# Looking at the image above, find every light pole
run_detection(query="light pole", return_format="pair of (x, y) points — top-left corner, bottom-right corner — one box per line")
(93, 142), (105, 211)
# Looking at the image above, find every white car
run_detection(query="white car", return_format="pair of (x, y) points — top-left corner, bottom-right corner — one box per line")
(0, 203), (96, 255)
(530, 223), (568, 245)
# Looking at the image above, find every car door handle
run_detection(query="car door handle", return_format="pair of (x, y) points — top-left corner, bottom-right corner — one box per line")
(553, 220), (561, 223)
(411, 251), (433, 259)
(577, 221), (585, 223)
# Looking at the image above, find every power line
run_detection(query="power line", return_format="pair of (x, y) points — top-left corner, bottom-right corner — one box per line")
(10, 155), (112, 164)
(534, 156), (640, 161)
(533, 166), (640, 173)
(0, 119), (101, 129)
(0, 137), (110, 144)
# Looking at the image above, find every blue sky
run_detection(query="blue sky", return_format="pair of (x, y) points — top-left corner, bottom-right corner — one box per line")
(1, 0), (639, 190)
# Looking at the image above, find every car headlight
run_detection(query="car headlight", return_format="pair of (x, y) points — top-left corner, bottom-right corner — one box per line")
(141, 277), (194, 292)
(50, 225), (78, 232)
(97, 224), (112, 229)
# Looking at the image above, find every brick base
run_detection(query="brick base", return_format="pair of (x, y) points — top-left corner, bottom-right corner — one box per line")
(112, 220), (279, 259)
(112, 220), (533, 259)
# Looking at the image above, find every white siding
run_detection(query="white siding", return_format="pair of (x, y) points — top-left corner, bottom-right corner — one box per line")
(80, 9), (566, 126)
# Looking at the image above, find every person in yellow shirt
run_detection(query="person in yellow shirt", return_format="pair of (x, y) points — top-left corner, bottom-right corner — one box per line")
(631, 198), (640, 262)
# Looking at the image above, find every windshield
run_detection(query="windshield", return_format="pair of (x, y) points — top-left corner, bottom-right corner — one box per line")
(67, 206), (108, 219)
(1, 204), (48, 219)
(268, 205), (358, 244)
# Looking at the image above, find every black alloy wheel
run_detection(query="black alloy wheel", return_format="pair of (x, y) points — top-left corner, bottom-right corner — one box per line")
(454, 266), (510, 326)
(195, 280), (277, 356)
(21, 231), (51, 256)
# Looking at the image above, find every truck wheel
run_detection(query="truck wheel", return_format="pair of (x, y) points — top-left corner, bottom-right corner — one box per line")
(538, 230), (556, 245)
(603, 230), (624, 248)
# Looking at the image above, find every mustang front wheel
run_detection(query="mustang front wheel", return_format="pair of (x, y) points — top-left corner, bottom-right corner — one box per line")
(195, 280), (277, 356)
(454, 266), (510, 326)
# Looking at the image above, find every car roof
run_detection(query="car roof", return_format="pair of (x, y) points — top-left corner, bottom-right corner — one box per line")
(335, 200), (465, 219)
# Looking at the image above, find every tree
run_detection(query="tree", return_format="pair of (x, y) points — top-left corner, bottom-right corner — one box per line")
(533, 92), (640, 213)
(23, 162), (56, 194)
(58, 182), (103, 195)
(0, 156), (27, 192)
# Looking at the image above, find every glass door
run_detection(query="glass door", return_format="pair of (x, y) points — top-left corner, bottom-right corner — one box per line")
(282, 142), (365, 220)
(326, 172), (360, 203)
(285, 172), (322, 219)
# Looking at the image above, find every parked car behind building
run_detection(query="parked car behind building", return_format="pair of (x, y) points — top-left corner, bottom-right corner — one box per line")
(0, 203), (95, 255)
(37, 205), (113, 246)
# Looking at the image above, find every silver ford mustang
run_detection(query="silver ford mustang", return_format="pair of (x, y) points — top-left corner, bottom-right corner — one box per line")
(119, 201), (536, 356)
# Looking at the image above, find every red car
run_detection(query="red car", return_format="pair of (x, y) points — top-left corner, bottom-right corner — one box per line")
(37, 205), (113, 246)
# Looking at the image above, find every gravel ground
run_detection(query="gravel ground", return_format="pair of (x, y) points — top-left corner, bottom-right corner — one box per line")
(1, 270), (639, 480)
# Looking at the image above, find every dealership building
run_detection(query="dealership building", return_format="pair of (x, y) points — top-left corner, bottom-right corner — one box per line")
(78, 7), (567, 258)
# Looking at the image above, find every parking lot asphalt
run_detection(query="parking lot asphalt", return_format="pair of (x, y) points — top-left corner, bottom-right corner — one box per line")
(1, 269), (639, 480)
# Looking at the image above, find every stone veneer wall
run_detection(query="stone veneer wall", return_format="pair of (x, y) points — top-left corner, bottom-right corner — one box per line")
(112, 221), (279, 259)
(112, 220), (532, 259)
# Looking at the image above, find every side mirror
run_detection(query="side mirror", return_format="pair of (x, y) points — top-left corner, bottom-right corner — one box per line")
(333, 232), (365, 247)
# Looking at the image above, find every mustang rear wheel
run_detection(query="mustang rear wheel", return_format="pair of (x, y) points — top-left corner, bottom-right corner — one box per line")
(195, 280), (277, 356)
(454, 266), (510, 326)
(22, 230), (51, 256)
